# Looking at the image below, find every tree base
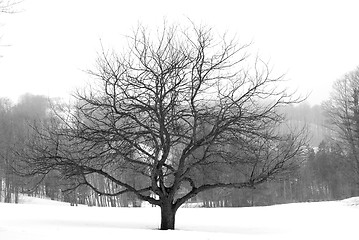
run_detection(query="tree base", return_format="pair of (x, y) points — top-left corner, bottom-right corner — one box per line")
(160, 203), (176, 230)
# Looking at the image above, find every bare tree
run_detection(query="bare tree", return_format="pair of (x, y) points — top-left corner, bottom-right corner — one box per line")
(18, 23), (307, 230)
(324, 67), (359, 190)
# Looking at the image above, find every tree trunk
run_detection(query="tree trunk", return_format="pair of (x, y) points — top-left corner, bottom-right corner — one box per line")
(160, 201), (176, 230)
(0, 178), (2, 202)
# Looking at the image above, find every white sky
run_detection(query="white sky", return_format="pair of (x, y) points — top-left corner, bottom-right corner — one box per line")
(1, 0), (359, 105)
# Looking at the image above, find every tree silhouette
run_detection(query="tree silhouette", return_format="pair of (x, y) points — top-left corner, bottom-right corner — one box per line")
(18, 23), (307, 230)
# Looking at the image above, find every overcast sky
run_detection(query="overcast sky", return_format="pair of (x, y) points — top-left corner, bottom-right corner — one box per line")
(1, 0), (359, 105)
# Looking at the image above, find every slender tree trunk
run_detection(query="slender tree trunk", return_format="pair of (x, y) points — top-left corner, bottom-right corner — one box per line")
(14, 185), (19, 204)
(160, 201), (177, 230)
(0, 177), (2, 202)
(251, 189), (254, 206)
(5, 178), (11, 203)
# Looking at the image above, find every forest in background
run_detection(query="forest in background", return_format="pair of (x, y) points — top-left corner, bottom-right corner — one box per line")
(0, 94), (355, 207)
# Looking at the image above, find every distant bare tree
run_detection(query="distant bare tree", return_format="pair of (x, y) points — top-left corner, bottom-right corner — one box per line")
(0, 0), (22, 203)
(0, 94), (52, 203)
(324, 67), (359, 190)
(18, 23), (307, 230)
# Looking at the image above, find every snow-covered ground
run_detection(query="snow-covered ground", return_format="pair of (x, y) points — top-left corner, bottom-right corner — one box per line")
(1, 196), (358, 240)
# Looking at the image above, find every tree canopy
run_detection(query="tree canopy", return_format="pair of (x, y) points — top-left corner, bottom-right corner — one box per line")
(18, 23), (307, 230)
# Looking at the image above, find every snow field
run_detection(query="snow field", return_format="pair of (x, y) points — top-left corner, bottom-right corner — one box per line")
(1, 196), (358, 240)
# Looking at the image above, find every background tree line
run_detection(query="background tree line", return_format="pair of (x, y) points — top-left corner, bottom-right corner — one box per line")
(1, 94), (356, 207)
